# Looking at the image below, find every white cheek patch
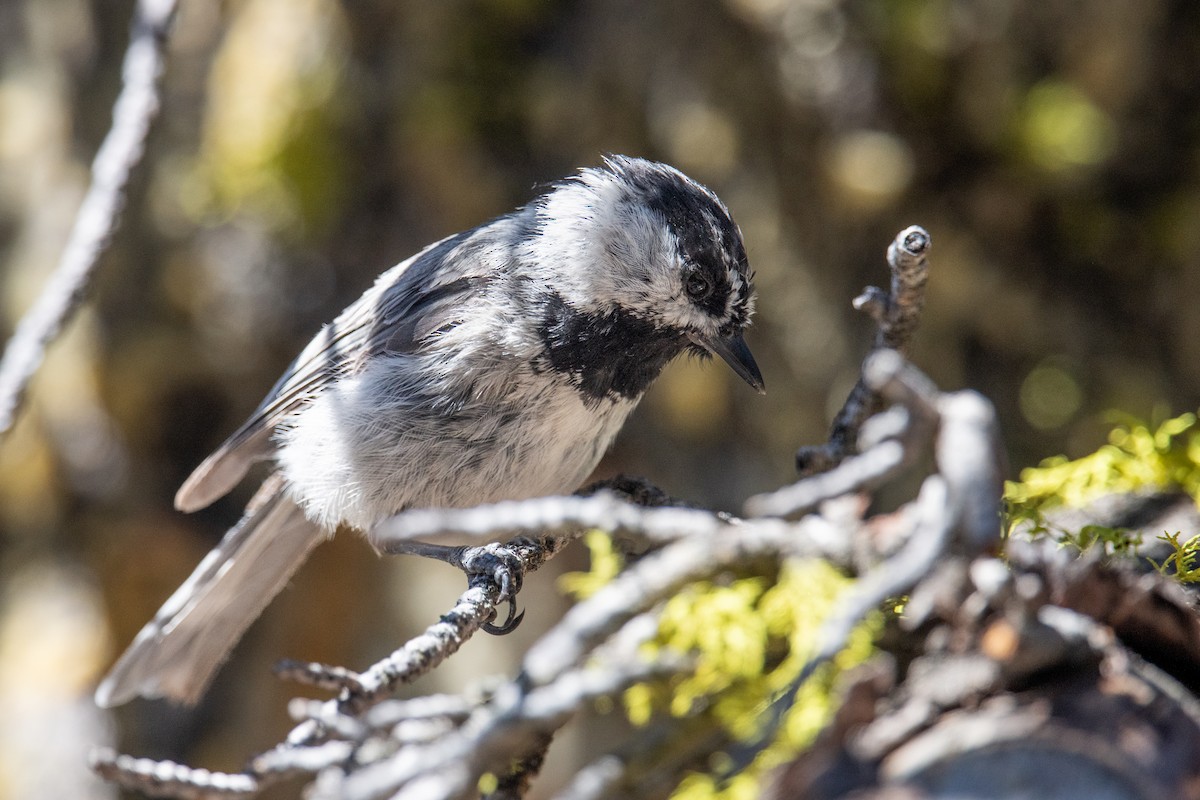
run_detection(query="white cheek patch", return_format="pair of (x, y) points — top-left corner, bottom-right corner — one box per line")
(726, 270), (754, 325)
(519, 160), (754, 336)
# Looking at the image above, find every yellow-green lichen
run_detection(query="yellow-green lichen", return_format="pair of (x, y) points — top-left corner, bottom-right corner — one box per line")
(563, 542), (880, 799)
(1005, 410), (1200, 579)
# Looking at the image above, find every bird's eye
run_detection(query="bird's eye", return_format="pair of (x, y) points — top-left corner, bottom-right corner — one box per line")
(685, 271), (712, 302)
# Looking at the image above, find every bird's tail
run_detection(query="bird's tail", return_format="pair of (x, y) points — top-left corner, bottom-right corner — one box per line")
(95, 477), (326, 707)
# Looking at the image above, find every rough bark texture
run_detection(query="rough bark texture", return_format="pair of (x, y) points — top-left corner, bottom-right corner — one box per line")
(768, 542), (1200, 800)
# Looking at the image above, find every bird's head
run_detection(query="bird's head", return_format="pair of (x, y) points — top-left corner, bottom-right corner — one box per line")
(523, 155), (763, 396)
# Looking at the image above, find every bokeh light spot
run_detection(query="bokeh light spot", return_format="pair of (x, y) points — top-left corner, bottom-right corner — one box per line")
(1020, 360), (1083, 430)
(827, 130), (915, 208)
(1020, 80), (1116, 172)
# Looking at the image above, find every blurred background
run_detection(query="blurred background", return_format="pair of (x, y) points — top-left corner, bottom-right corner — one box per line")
(1, 0), (1198, 796)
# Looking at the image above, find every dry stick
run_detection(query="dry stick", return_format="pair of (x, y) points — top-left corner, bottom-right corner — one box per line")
(262, 519), (827, 800)
(728, 364), (1003, 780)
(91, 558), (553, 800)
(0, 0), (178, 435)
(746, 349), (941, 518)
(380, 505), (869, 800)
(90, 474), (871, 797)
(370, 491), (730, 548)
(334, 633), (689, 800)
(89, 749), (257, 800)
(795, 225), (931, 476)
(788, 387), (1001, 688)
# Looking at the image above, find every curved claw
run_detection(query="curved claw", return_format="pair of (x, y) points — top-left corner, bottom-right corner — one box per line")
(482, 599), (525, 635)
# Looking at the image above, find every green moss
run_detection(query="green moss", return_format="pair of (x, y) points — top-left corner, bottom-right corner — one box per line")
(1150, 531), (1200, 583)
(563, 542), (880, 799)
(1004, 410), (1200, 579)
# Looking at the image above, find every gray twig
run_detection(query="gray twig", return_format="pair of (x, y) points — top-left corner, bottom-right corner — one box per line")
(796, 226), (931, 475)
(333, 623), (686, 800)
(89, 749), (256, 800)
(371, 491), (732, 548)
(729, 368), (1002, 778)
(747, 348), (939, 517)
(0, 0), (178, 435)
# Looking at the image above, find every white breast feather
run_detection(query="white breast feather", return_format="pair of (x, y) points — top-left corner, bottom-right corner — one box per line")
(274, 333), (636, 531)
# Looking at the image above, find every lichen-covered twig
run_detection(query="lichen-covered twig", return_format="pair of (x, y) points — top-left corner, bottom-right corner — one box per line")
(732, 356), (1002, 775)
(795, 226), (931, 475)
(0, 0), (178, 435)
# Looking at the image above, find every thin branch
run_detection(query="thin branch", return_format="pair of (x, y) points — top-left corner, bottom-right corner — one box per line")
(0, 0), (178, 435)
(520, 518), (834, 689)
(334, 629), (687, 800)
(801, 387), (1000, 678)
(92, 567), (555, 798)
(89, 749), (257, 800)
(274, 582), (499, 714)
(745, 438), (907, 518)
(796, 226), (931, 475)
(370, 491), (732, 549)
(729, 376), (1003, 777)
(747, 348), (939, 517)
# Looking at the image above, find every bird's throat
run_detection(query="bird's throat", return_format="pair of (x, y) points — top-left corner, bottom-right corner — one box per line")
(535, 293), (685, 403)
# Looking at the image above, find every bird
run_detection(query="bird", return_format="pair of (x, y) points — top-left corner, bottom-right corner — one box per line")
(95, 155), (764, 708)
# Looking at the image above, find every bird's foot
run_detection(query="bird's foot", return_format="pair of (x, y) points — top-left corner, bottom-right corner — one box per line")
(458, 542), (527, 635)
(382, 539), (528, 635)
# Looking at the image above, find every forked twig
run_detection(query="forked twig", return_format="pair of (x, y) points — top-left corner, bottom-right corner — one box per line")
(795, 225), (931, 475)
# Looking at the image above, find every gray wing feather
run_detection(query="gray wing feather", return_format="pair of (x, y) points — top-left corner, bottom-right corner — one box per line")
(173, 215), (526, 513)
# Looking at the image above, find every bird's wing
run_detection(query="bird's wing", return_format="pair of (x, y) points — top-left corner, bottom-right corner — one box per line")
(174, 216), (522, 512)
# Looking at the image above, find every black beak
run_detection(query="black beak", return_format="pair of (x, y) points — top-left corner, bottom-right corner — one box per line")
(692, 331), (766, 394)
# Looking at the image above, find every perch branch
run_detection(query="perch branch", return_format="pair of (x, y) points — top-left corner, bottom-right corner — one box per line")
(0, 0), (178, 434)
(371, 491), (735, 548)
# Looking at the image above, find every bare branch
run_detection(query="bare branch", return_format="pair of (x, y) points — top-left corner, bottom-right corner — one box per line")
(333, 625), (686, 800)
(796, 226), (931, 475)
(89, 749), (256, 800)
(735, 375), (1003, 776)
(0, 0), (178, 435)
(521, 518), (836, 689)
(747, 349), (939, 517)
(371, 491), (734, 549)
(745, 438), (907, 518)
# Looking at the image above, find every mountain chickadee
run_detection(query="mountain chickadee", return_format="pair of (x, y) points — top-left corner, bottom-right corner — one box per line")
(95, 155), (763, 707)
